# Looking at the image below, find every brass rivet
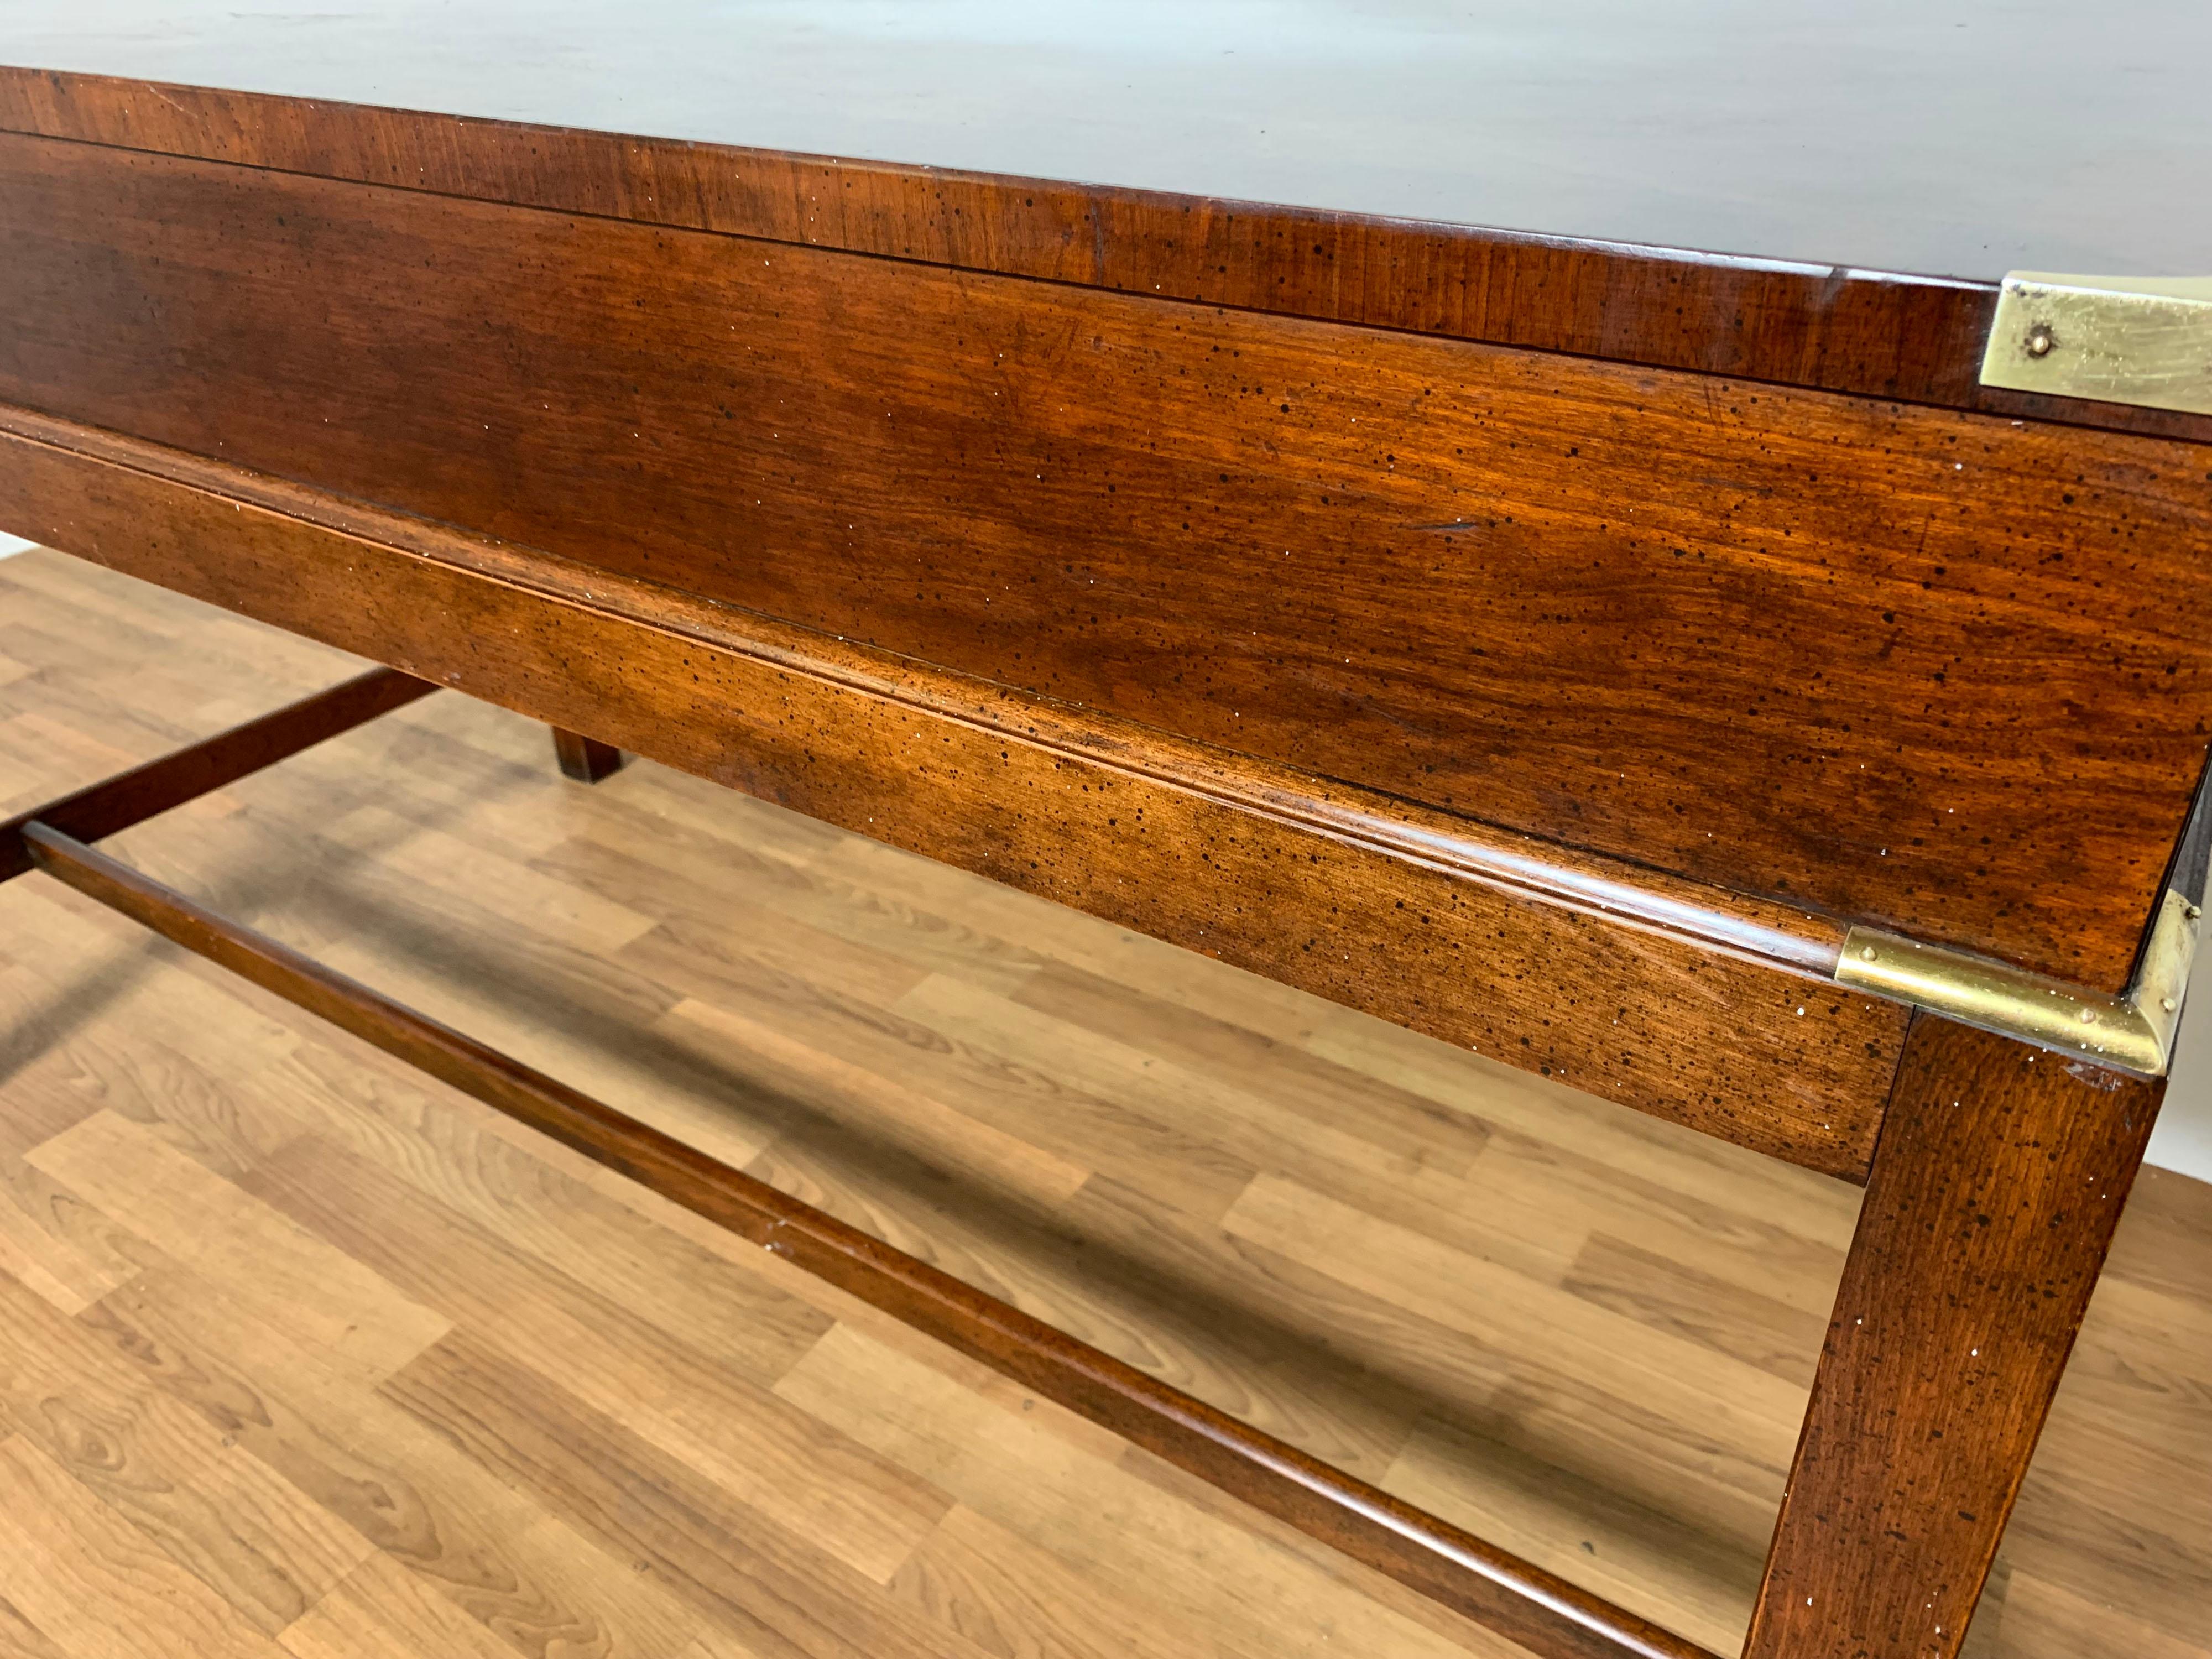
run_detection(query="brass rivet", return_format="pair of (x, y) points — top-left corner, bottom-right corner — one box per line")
(2026, 323), (2057, 358)
(2162, 996), (2178, 1013)
(2078, 1007), (2097, 1024)
(1860, 945), (1877, 961)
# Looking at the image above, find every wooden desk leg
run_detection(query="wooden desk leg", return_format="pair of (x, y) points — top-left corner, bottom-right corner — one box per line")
(551, 726), (625, 784)
(1745, 1014), (2163, 1658)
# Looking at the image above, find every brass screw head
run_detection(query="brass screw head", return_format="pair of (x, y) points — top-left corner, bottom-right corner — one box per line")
(2026, 322), (2057, 357)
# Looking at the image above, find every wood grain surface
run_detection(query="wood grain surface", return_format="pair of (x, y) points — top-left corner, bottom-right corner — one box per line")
(0, 412), (1908, 1175)
(4, 135), (2209, 989)
(1, 546), (2207, 1659)
(1746, 1016), (2167, 1658)
(1, 67), (2209, 450)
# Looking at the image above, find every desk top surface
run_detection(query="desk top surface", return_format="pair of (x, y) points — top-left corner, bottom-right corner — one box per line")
(6, 0), (2210, 283)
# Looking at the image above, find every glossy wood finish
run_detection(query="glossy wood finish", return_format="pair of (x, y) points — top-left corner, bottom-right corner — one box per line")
(0, 70), (2028, 429)
(3, 48), (2211, 445)
(1746, 1016), (2166, 1658)
(11, 68), (2212, 452)
(6, 139), (2212, 989)
(0, 666), (431, 883)
(550, 727), (624, 785)
(22, 817), (1717, 1659)
(0, 404), (1907, 1176)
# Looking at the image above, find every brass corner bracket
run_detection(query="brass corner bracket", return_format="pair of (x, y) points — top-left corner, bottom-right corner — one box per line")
(1836, 890), (2200, 1078)
(1980, 272), (2212, 416)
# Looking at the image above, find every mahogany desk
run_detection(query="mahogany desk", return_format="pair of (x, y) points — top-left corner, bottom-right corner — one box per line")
(2, 15), (2210, 1659)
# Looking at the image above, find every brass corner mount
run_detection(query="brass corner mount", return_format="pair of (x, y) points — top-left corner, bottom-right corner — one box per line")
(1836, 890), (2200, 1078)
(1981, 272), (2212, 416)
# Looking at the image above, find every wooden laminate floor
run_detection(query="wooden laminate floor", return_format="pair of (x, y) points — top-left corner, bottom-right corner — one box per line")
(0, 546), (2207, 1659)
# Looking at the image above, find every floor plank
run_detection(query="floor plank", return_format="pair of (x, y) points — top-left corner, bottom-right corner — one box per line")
(0, 1433), (294, 1659)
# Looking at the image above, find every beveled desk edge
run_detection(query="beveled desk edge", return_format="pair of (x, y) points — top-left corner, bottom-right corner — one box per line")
(3, 65), (2208, 447)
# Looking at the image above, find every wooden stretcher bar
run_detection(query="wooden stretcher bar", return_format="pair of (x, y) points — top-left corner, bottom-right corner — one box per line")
(6, 695), (1712, 1659)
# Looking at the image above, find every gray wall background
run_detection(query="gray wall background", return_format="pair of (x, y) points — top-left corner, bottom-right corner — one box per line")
(2159, 982), (2212, 1181)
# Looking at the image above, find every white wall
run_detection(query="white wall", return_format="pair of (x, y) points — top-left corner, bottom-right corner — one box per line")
(2149, 950), (2212, 1183)
(0, 534), (36, 558)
